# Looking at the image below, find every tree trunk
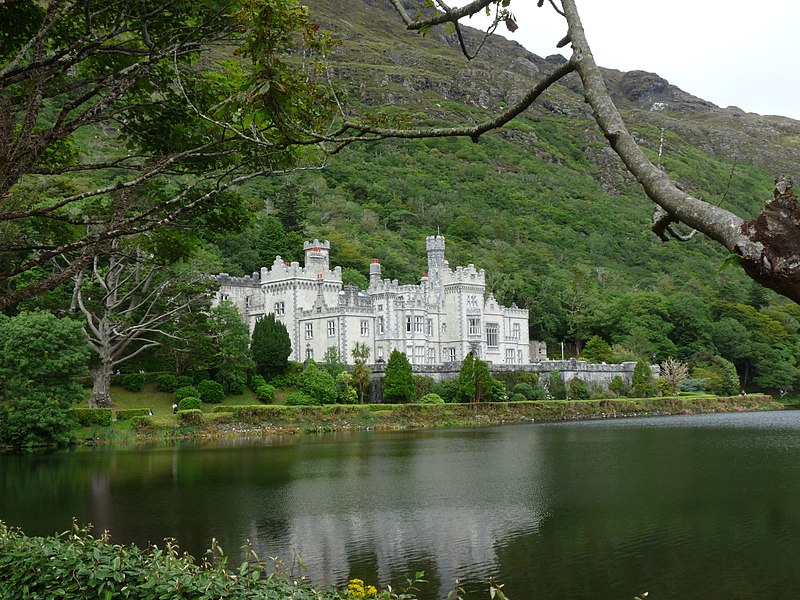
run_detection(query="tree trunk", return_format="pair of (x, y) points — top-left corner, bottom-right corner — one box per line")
(88, 360), (113, 408)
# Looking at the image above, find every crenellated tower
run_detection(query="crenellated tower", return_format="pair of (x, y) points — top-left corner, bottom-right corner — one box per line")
(426, 235), (446, 296)
(304, 239), (330, 273)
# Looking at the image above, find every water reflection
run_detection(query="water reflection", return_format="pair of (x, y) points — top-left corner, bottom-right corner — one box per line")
(4, 412), (800, 599)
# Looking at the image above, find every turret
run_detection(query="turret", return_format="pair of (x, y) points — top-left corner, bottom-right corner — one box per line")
(369, 258), (382, 286)
(304, 239), (330, 273)
(426, 235), (446, 295)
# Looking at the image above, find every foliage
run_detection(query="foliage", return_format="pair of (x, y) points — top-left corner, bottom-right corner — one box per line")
(691, 354), (740, 395)
(198, 380), (225, 404)
(456, 353), (493, 403)
(178, 409), (204, 425)
(217, 367), (249, 395)
(116, 409), (152, 421)
(254, 383), (276, 403)
(432, 379), (460, 403)
(609, 375), (628, 397)
(122, 373), (146, 393)
(0, 521), (419, 600)
(286, 391), (319, 406)
(581, 336), (613, 363)
(0, 394), (78, 448)
(69, 408), (113, 427)
(178, 397), (202, 411)
(299, 361), (337, 405)
(335, 372), (358, 404)
(176, 376), (194, 389)
(415, 376), (436, 398)
(209, 302), (255, 393)
(251, 375), (268, 390)
(420, 393), (445, 404)
(679, 379), (709, 393)
(510, 393), (528, 402)
(156, 374), (179, 393)
(251, 314), (292, 379)
(632, 361), (657, 397)
(547, 371), (567, 400)
(512, 383), (535, 400)
(175, 386), (200, 402)
(659, 357), (690, 396)
(351, 342), (371, 403)
(322, 347), (346, 378)
(384, 350), (415, 403)
(568, 377), (591, 400)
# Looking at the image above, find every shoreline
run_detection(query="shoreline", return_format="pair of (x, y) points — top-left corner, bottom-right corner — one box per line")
(111, 394), (780, 444)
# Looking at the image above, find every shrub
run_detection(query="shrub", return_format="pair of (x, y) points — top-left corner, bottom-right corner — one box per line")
(512, 383), (535, 400)
(432, 379), (460, 403)
(178, 397), (201, 411)
(2, 395), (78, 448)
(299, 362), (336, 405)
(217, 367), (248, 394)
(250, 374), (267, 391)
(156, 374), (178, 393)
(510, 393), (528, 402)
(121, 372), (146, 392)
(198, 380), (225, 404)
(335, 372), (358, 404)
(415, 376), (435, 398)
(188, 370), (211, 385)
(679, 378), (709, 393)
(175, 375), (194, 389)
(175, 386), (199, 402)
(115, 408), (151, 421)
(420, 393), (445, 404)
(568, 377), (591, 400)
(69, 408), (113, 427)
(130, 416), (154, 430)
(177, 409), (203, 425)
(286, 391), (318, 406)
(609, 375), (627, 397)
(255, 384), (276, 403)
(270, 372), (300, 389)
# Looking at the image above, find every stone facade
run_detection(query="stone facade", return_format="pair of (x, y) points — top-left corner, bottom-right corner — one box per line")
(215, 235), (532, 366)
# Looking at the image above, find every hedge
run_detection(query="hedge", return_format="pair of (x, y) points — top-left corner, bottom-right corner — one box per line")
(115, 408), (151, 421)
(175, 386), (199, 402)
(177, 409), (203, 425)
(69, 408), (112, 427)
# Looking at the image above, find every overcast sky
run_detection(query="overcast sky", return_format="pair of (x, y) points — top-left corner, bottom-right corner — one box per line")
(457, 0), (800, 120)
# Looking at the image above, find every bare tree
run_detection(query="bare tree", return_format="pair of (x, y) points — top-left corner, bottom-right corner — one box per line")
(71, 240), (209, 407)
(370, 0), (800, 303)
(659, 357), (689, 395)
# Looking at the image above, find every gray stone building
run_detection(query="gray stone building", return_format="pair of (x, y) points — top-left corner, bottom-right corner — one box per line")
(215, 235), (533, 366)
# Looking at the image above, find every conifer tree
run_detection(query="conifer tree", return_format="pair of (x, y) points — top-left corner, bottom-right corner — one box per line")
(251, 314), (292, 379)
(383, 350), (415, 403)
(457, 352), (493, 403)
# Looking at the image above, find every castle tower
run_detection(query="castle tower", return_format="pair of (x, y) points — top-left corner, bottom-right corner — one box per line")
(369, 258), (382, 286)
(426, 235), (446, 296)
(304, 239), (330, 273)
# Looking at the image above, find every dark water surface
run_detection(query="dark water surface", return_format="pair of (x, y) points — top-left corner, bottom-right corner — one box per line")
(3, 411), (800, 599)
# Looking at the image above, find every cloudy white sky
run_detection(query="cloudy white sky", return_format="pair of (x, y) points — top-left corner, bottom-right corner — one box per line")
(457, 0), (800, 120)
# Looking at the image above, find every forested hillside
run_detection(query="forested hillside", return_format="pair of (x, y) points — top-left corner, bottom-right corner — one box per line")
(200, 0), (800, 390)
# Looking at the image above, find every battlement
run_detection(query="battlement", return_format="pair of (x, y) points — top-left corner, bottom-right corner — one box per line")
(215, 273), (259, 287)
(256, 256), (342, 284)
(443, 264), (485, 285)
(425, 235), (445, 252)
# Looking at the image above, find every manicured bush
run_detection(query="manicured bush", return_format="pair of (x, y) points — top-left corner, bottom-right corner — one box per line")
(130, 416), (154, 430)
(510, 393), (528, 402)
(568, 377), (591, 400)
(286, 391), (318, 406)
(121, 372), (146, 392)
(512, 383), (535, 400)
(679, 378), (709, 393)
(177, 409), (203, 425)
(250, 374), (267, 390)
(156, 374), (178, 393)
(178, 397), (201, 411)
(270, 372), (300, 389)
(175, 375), (194, 389)
(175, 386), (199, 402)
(115, 408), (151, 421)
(198, 380), (225, 404)
(420, 393), (445, 404)
(255, 384), (276, 403)
(69, 408), (113, 427)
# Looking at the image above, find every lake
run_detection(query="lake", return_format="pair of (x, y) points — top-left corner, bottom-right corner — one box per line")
(3, 410), (800, 599)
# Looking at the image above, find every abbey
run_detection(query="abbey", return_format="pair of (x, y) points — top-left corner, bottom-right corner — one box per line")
(215, 235), (534, 366)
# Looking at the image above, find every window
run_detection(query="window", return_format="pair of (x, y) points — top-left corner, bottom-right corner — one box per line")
(245, 296), (250, 308)
(405, 316), (412, 333)
(378, 316), (384, 334)
(505, 349), (516, 364)
(220, 293), (229, 301)
(361, 320), (369, 336)
(512, 322), (520, 340)
(414, 346), (424, 364)
(486, 323), (499, 348)
(305, 323), (313, 339)
(377, 304), (383, 311)
(467, 295), (478, 309)
(306, 347), (314, 360)
(468, 318), (480, 336)
(275, 301), (285, 316)
(447, 347), (456, 362)
(518, 350), (523, 364)
(414, 316), (424, 333)
(327, 320), (336, 337)
(427, 347), (436, 364)
(426, 319), (433, 336)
